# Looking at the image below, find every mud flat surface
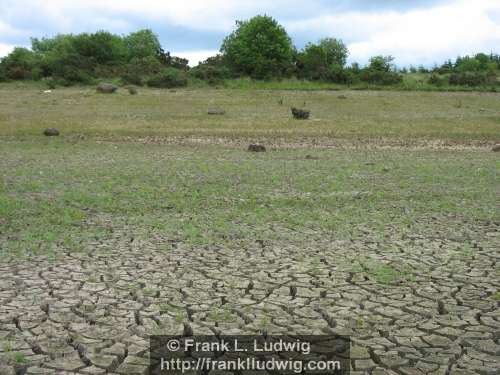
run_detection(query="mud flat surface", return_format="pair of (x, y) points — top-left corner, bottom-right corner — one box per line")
(1, 216), (499, 375)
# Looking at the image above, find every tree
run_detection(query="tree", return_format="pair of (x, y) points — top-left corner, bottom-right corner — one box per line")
(296, 43), (328, 80)
(368, 55), (396, 72)
(72, 31), (127, 65)
(318, 38), (348, 67)
(220, 15), (294, 79)
(360, 55), (402, 85)
(296, 38), (349, 81)
(123, 29), (162, 61)
(1, 47), (38, 79)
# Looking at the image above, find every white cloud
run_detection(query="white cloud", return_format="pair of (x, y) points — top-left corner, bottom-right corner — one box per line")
(172, 50), (219, 66)
(0, 43), (15, 58)
(286, 0), (500, 66)
(0, 0), (294, 33)
(0, 0), (499, 66)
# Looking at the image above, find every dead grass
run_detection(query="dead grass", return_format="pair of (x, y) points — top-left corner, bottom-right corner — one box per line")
(0, 85), (499, 142)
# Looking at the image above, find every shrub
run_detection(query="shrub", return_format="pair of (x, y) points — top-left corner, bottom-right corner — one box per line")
(55, 66), (94, 84)
(359, 69), (403, 85)
(189, 65), (232, 85)
(448, 72), (489, 86)
(121, 72), (143, 86)
(121, 56), (164, 85)
(428, 73), (446, 86)
(327, 64), (354, 84)
(146, 68), (187, 88)
(1, 47), (38, 80)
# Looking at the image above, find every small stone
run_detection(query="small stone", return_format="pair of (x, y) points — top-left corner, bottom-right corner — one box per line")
(96, 83), (118, 94)
(26, 367), (53, 375)
(247, 144), (266, 152)
(43, 128), (59, 136)
(492, 144), (500, 152)
(128, 87), (138, 95)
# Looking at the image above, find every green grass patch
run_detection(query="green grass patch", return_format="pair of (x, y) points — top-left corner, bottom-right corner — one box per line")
(0, 141), (497, 256)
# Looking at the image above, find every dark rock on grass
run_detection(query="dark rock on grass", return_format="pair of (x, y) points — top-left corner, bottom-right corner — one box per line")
(43, 128), (60, 136)
(248, 144), (266, 152)
(128, 87), (138, 95)
(338, 94), (348, 99)
(291, 107), (310, 120)
(96, 83), (118, 94)
(208, 108), (226, 115)
(305, 155), (319, 160)
(492, 144), (500, 152)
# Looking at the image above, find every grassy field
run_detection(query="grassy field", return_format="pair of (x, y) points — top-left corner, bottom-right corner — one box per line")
(0, 86), (498, 255)
(0, 140), (498, 256)
(0, 84), (499, 142)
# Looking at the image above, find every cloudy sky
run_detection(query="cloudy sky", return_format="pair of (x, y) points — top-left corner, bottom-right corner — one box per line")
(1, 0), (500, 66)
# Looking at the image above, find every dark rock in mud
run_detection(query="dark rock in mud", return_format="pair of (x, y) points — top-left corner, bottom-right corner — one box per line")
(248, 144), (266, 152)
(492, 144), (500, 152)
(96, 83), (118, 94)
(43, 128), (60, 136)
(208, 108), (226, 115)
(291, 107), (310, 120)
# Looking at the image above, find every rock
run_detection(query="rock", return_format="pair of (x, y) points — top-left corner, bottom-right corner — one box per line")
(207, 108), (225, 115)
(492, 144), (500, 152)
(305, 155), (319, 160)
(338, 94), (347, 99)
(128, 87), (138, 95)
(291, 107), (310, 120)
(248, 144), (266, 152)
(96, 83), (118, 94)
(43, 128), (60, 136)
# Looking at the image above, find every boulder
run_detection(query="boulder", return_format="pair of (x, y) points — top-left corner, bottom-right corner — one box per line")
(305, 155), (319, 160)
(43, 128), (60, 136)
(248, 144), (266, 152)
(208, 108), (225, 115)
(96, 83), (118, 94)
(492, 144), (500, 152)
(291, 107), (310, 120)
(128, 87), (138, 95)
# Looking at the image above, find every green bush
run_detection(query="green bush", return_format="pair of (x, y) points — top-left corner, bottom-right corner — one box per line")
(121, 72), (143, 86)
(121, 56), (163, 85)
(189, 65), (232, 85)
(359, 69), (402, 85)
(428, 73), (446, 86)
(1, 47), (38, 80)
(146, 68), (187, 88)
(448, 72), (494, 86)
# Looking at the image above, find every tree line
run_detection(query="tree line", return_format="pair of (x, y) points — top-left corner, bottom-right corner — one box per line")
(0, 15), (499, 89)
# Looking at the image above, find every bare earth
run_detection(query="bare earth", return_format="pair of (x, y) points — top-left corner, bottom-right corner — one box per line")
(1, 215), (499, 374)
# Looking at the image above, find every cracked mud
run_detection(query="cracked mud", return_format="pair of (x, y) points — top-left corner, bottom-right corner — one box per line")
(1, 216), (498, 375)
